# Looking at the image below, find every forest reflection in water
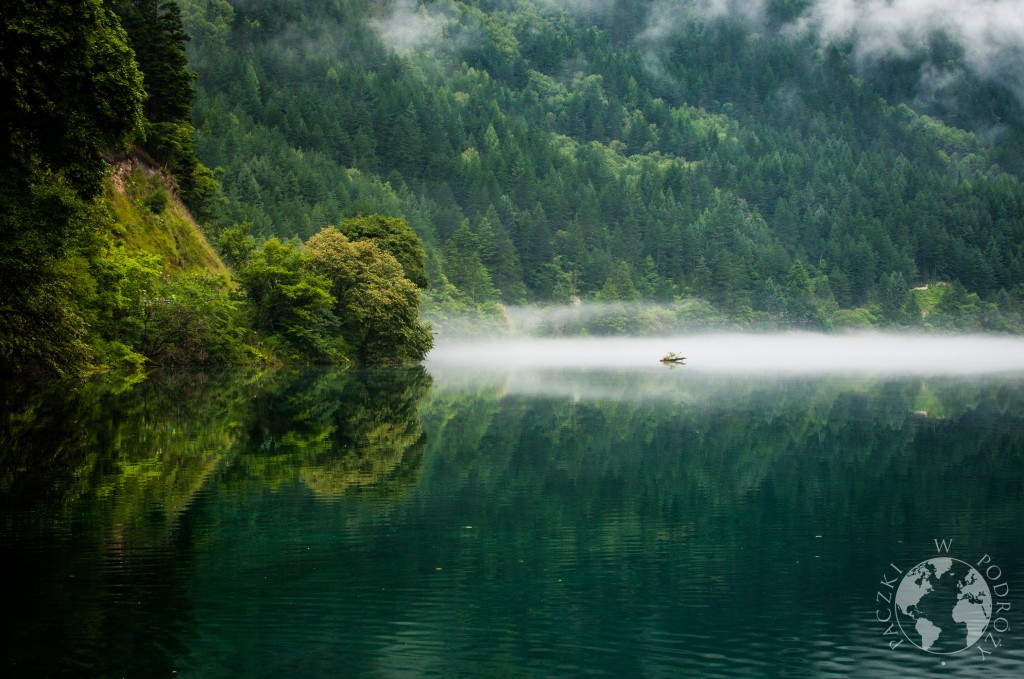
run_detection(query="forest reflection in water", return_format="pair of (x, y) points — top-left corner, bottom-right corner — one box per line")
(1, 364), (1023, 677)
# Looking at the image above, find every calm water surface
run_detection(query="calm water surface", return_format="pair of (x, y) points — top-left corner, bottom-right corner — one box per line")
(2, 355), (1023, 677)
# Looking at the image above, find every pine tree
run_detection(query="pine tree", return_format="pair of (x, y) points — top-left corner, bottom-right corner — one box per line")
(114, 0), (195, 123)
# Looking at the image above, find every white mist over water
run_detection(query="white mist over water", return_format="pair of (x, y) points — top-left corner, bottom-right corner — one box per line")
(427, 333), (1024, 376)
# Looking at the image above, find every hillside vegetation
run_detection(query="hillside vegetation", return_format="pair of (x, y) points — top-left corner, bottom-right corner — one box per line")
(1, 0), (431, 377)
(5, 0), (1024, 377)
(106, 152), (228, 277)
(181, 0), (1024, 331)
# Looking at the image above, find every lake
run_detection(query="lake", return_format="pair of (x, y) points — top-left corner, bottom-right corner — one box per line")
(2, 335), (1023, 677)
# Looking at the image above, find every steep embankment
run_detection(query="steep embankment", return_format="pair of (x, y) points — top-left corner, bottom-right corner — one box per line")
(104, 150), (228, 277)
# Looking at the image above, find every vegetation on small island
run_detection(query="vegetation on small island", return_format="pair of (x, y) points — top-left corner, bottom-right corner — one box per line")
(4, 0), (1024, 378)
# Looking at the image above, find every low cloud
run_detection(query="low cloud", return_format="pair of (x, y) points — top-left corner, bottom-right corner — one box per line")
(372, 1), (1024, 105)
(428, 331), (1024, 376)
(639, 0), (767, 42)
(795, 0), (1024, 67)
(627, 0), (1024, 107)
(371, 0), (451, 53)
(792, 0), (1024, 105)
(694, 0), (767, 23)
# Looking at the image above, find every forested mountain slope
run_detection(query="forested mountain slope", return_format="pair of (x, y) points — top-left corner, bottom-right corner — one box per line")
(182, 0), (1024, 329)
(1, 0), (431, 377)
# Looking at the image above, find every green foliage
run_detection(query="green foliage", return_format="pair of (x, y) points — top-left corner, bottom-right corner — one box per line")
(81, 235), (161, 364)
(338, 215), (428, 289)
(272, 275), (340, 363)
(0, 266), (95, 379)
(304, 227), (433, 364)
(234, 237), (342, 363)
(592, 260), (642, 333)
(782, 260), (830, 329)
(877, 271), (910, 324)
(441, 222), (500, 304)
(113, 0), (195, 123)
(927, 282), (985, 330)
(143, 188), (170, 213)
(832, 307), (878, 329)
(105, 158), (229, 277)
(112, 0), (224, 223)
(597, 261), (641, 303)
(0, 0), (145, 376)
(140, 274), (248, 367)
(7, 0), (1024, 381)
(3, 0), (443, 378)
(65, 210), (251, 374)
(179, 0), (1024, 330)
(217, 222), (258, 271)
(179, 0), (234, 45)
(1, 0), (145, 197)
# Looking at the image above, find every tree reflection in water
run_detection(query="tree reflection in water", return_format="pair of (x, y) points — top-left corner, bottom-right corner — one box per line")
(2, 369), (1023, 677)
(233, 367), (432, 499)
(0, 367), (433, 677)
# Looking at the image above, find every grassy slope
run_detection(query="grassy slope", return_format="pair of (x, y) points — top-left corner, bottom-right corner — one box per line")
(911, 284), (949, 316)
(104, 151), (228, 277)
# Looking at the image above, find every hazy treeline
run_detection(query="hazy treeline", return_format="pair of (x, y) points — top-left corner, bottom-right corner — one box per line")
(182, 0), (1024, 331)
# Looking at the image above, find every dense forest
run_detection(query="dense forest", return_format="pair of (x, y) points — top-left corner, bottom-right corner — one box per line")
(1, 0), (430, 377)
(5, 0), (1024, 377)
(182, 0), (1024, 332)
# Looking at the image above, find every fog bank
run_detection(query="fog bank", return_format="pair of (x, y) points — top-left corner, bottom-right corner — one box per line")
(624, 0), (1024, 106)
(427, 332), (1024, 375)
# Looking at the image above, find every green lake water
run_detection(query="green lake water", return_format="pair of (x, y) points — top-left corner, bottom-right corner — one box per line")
(2, 362), (1023, 677)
